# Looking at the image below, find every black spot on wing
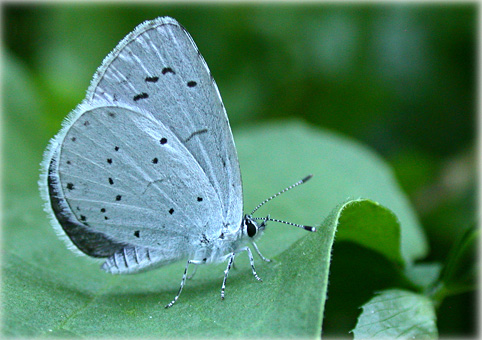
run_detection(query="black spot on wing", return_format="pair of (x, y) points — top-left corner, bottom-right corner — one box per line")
(187, 81), (197, 87)
(145, 76), (159, 83)
(133, 92), (148, 101)
(162, 67), (175, 75)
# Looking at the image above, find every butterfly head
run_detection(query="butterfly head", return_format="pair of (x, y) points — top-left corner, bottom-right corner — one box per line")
(240, 175), (316, 242)
(242, 214), (267, 240)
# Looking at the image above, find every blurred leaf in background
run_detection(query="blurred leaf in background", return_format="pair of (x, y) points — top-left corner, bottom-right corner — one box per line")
(2, 2), (476, 338)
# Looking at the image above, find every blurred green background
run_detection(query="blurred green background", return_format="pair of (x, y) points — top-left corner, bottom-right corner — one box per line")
(3, 3), (476, 337)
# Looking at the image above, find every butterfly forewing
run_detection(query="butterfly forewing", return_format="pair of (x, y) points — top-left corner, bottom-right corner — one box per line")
(86, 17), (243, 231)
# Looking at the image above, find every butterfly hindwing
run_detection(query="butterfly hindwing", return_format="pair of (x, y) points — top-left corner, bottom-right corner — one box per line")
(55, 104), (224, 250)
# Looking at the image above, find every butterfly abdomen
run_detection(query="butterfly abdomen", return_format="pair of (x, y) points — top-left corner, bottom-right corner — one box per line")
(102, 245), (183, 274)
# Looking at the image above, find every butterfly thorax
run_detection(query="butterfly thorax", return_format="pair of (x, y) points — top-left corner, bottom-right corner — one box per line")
(190, 215), (265, 264)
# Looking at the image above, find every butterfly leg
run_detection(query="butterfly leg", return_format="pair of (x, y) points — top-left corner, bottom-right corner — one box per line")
(187, 263), (198, 280)
(220, 246), (263, 300)
(239, 246), (263, 281)
(252, 242), (271, 262)
(221, 253), (235, 300)
(253, 216), (272, 262)
(165, 259), (205, 308)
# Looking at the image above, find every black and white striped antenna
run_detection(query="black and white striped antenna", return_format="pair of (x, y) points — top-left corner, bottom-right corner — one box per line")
(250, 175), (316, 232)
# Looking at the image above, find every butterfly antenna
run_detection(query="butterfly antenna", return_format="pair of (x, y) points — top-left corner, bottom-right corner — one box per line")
(252, 216), (316, 232)
(250, 174), (313, 215)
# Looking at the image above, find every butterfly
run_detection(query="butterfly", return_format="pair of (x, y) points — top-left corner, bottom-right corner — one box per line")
(39, 17), (315, 308)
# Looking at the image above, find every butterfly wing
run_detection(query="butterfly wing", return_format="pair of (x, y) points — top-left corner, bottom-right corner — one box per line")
(87, 17), (243, 232)
(50, 104), (224, 251)
(40, 17), (244, 262)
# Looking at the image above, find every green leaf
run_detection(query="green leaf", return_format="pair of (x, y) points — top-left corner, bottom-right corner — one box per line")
(3, 50), (425, 337)
(440, 225), (477, 291)
(404, 263), (442, 290)
(429, 225), (478, 304)
(237, 121), (427, 264)
(3, 221), (333, 338)
(353, 289), (438, 340)
(334, 199), (404, 267)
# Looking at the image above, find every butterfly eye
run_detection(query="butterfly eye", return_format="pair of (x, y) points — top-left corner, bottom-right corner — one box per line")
(246, 219), (257, 238)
